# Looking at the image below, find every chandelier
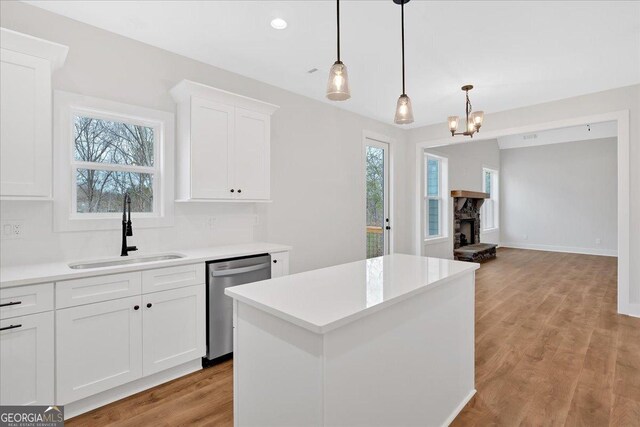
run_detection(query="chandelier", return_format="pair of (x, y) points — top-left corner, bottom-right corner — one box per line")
(448, 85), (484, 137)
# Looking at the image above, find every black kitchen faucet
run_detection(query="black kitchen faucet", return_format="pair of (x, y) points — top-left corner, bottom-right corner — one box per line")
(120, 192), (138, 256)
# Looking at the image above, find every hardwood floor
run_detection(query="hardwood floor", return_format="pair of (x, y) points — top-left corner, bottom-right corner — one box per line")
(68, 248), (639, 426)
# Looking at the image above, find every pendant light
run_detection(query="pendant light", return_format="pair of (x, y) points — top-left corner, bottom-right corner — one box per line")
(394, 0), (414, 124)
(326, 0), (351, 101)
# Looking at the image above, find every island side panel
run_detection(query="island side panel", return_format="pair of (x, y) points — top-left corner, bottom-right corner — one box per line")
(234, 301), (324, 426)
(323, 272), (475, 427)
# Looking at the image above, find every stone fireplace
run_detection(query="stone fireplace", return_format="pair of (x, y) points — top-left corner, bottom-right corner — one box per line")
(451, 190), (497, 262)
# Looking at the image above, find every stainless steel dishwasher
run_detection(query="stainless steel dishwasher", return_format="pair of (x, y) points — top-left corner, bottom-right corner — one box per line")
(204, 253), (271, 365)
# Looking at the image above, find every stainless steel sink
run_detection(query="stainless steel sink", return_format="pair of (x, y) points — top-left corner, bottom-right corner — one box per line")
(68, 254), (186, 270)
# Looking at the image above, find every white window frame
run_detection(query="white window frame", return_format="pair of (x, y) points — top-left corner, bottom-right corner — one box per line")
(424, 153), (449, 242)
(54, 91), (174, 232)
(482, 167), (499, 231)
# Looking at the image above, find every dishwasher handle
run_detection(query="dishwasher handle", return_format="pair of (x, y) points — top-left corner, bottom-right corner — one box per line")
(210, 262), (271, 277)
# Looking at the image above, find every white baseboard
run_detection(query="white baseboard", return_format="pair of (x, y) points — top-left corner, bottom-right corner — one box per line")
(64, 359), (202, 420)
(441, 389), (476, 427)
(619, 302), (640, 318)
(500, 242), (617, 257)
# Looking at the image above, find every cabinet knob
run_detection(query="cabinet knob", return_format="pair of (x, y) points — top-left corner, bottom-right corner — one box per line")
(134, 305), (140, 310)
(273, 260), (278, 263)
(237, 189), (242, 193)
(147, 303), (153, 308)
(230, 189), (235, 193)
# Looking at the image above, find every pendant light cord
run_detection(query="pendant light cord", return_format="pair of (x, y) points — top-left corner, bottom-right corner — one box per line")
(401, 1), (405, 95)
(337, 0), (341, 62)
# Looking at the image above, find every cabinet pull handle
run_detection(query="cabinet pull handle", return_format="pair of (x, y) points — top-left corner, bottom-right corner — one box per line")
(0, 324), (22, 331)
(134, 305), (140, 310)
(0, 301), (22, 307)
(147, 303), (153, 308)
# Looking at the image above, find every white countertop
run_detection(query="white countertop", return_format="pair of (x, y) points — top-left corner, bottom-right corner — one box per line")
(225, 253), (479, 334)
(0, 242), (291, 288)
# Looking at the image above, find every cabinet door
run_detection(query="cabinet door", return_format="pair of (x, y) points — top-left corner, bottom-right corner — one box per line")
(190, 97), (235, 199)
(234, 107), (270, 200)
(142, 285), (205, 376)
(0, 311), (54, 405)
(56, 296), (142, 404)
(270, 251), (290, 278)
(0, 49), (52, 198)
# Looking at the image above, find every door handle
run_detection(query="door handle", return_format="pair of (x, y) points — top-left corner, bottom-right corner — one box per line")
(210, 263), (271, 277)
(0, 301), (22, 307)
(385, 226), (391, 230)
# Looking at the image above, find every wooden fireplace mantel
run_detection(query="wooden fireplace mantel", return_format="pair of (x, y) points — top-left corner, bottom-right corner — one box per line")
(450, 190), (489, 199)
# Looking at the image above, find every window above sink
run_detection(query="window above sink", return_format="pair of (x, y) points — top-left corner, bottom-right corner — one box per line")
(53, 92), (175, 232)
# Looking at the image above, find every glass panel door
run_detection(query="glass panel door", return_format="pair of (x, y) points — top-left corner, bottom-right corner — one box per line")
(365, 139), (390, 258)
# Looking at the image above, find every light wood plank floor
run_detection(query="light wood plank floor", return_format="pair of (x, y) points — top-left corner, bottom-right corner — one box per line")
(69, 248), (639, 426)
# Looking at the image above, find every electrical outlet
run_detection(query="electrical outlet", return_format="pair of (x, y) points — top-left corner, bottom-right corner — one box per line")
(1, 220), (24, 240)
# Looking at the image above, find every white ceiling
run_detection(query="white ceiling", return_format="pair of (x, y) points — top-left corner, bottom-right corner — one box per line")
(26, 1), (640, 128)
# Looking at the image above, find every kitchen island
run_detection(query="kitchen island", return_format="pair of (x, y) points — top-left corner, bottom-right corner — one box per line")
(225, 253), (479, 427)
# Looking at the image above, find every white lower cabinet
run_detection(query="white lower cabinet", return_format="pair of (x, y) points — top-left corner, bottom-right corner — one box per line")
(56, 296), (143, 404)
(142, 285), (205, 376)
(0, 311), (54, 405)
(270, 251), (290, 278)
(55, 279), (206, 405)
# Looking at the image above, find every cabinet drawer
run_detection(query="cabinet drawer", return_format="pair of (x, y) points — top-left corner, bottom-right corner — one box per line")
(0, 284), (54, 320)
(56, 272), (142, 309)
(142, 264), (204, 293)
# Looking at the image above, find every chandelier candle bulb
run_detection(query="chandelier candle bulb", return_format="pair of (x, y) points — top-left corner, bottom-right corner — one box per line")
(449, 116), (460, 132)
(473, 111), (484, 129)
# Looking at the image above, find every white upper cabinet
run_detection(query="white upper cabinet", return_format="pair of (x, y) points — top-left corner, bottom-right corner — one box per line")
(171, 80), (278, 202)
(0, 28), (68, 200)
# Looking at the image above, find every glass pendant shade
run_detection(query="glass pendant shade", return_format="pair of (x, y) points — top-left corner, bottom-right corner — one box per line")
(448, 116), (459, 132)
(394, 94), (414, 125)
(326, 61), (351, 101)
(472, 110), (484, 129)
(467, 117), (475, 133)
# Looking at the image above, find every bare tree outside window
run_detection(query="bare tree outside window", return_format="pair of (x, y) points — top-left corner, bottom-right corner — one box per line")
(74, 116), (154, 213)
(366, 146), (385, 258)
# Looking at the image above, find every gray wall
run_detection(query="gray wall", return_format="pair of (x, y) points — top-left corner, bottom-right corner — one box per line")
(424, 139), (500, 259)
(0, 1), (411, 273)
(500, 138), (617, 255)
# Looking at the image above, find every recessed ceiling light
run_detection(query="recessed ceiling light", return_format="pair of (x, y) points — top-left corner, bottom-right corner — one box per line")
(270, 18), (287, 30)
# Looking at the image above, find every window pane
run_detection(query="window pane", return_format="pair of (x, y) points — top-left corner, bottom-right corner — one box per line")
(427, 158), (439, 197)
(484, 200), (494, 229)
(74, 116), (154, 167)
(366, 146), (385, 258)
(76, 169), (153, 213)
(428, 199), (440, 236)
(485, 171), (491, 196)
